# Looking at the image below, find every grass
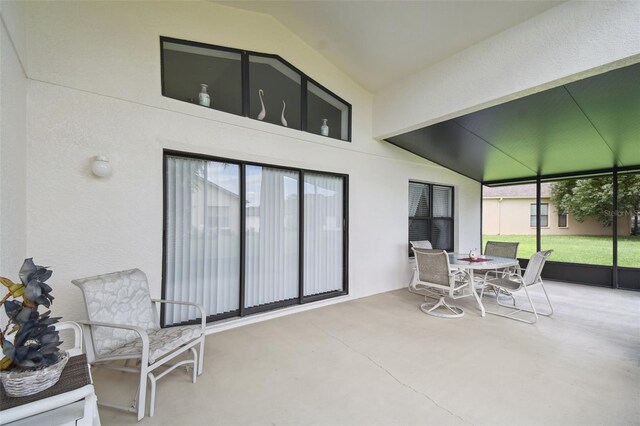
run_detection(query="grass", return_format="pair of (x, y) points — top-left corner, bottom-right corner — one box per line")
(483, 234), (640, 267)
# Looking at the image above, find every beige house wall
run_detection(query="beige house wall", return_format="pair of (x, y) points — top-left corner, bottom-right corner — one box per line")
(483, 197), (630, 236)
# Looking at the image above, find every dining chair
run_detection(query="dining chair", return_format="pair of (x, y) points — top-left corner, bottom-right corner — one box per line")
(480, 241), (520, 294)
(479, 250), (554, 324)
(410, 240), (433, 249)
(73, 268), (206, 421)
(410, 248), (470, 318)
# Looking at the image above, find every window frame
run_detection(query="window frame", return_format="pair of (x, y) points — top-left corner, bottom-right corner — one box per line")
(530, 202), (549, 228)
(558, 212), (568, 228)
(162, 149), (349, 326)
(160, 36), (352, 142)
(408, 181), (455, 256)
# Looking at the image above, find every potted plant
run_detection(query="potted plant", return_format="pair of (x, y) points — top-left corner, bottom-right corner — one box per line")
(0, 258), (66, 397)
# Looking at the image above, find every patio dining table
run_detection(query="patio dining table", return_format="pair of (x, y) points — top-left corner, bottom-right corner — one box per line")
(448, 253), (520, 317)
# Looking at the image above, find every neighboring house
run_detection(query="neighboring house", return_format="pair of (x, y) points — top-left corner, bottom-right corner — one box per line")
(483, 183), (630, 236)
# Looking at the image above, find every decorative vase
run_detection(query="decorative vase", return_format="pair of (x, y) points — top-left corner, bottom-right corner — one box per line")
(0, 352), (69, 397)
(257, 89), (266, 120)
(281, 100), (287, 127)
(321, 118), (329, 136)
(198, 84), (210, 107)
(469, 248), (477, 259)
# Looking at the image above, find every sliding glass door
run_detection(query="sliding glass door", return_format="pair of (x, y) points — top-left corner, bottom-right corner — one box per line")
(164, 157), (241, 325)
(304, 173), (344, 297)
(163, 152), (347, 325)
(245, 166), (300, 308)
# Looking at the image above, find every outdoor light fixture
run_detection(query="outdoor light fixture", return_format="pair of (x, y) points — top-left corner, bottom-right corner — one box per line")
(91, 155), (112, 178)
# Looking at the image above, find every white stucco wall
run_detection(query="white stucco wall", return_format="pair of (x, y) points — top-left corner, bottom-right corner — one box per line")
(10, 1), (480, 326)
(373, 0), (640, 139)
(0, 2), (27, 275)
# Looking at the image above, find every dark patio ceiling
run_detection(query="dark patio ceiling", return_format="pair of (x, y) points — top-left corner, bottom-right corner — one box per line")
(386, 62), (640, 184)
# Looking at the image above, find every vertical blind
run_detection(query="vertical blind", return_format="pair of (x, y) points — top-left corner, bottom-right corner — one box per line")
(165, 157), (241, 325)
(164, 154), (346, 325)
(304, 173), (344, 296)
(245, 166), (299, 308)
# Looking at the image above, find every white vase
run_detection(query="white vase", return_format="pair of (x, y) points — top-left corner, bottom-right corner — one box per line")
(469, 248), (477, 259)
(281, 100), (287, 127)
(198, 84), (210, 107)
(321, 119), (329, 136)
(257, 89), (266, 120)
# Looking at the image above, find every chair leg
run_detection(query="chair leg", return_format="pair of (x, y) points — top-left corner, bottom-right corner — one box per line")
(488, 286), (539, 324)
(137, 363), (148, 421)
(147, 372), (156, 418)
(420, 297), (464, 318)
(190, 347), (197, 383)
(198, 335), (205, 376)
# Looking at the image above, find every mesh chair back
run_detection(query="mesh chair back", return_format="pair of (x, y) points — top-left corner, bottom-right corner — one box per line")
(522, 250), (553, 286)
(484, 241), (519, 259)
(410, 240), (433, 249)
(412, 248), (451, 286)
(72, 268), (159, 356)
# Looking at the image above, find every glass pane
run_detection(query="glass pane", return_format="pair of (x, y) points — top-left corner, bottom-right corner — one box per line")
(483, 183), (536, 259)
(558, 214), (568, 228)
(432, 186), (452, 217)
(249, 56), (302, 130)
(541, 204), (549, 215)
(164, 157), (241, 325)
(245, 166), (299, 307)
(307, 81), (349, 141)
(162, 41), (242, 115)
(431, 219), (453, 251)
(617, 172), (640, 268)
(409, 182), (430, 217)
(409, 219), (429, 243)
(541, 176), (613, 265)
(304, 173), (344, 296)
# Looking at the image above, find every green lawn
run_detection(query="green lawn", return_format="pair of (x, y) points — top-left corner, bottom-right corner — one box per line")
(483, 234), (640, 267)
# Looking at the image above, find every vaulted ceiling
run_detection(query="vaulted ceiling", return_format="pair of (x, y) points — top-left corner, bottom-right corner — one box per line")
(218, 0), (562, 91)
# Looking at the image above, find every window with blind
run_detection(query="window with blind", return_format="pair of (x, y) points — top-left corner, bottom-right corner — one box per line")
(163, 151), (347, 326)
(408, 182), (454, 256)
(530, 203), (549, 227)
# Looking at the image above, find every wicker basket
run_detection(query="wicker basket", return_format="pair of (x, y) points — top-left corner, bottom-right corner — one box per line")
(0, 352), (69, 397)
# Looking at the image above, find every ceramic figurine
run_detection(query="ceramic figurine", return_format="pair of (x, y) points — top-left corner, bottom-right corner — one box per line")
(469, 248), (478, 259)
(198, 84), (210, 107)
(257, 89), (266, 120)
(321, 119), (329, 136)
(281, 100), (287, 127)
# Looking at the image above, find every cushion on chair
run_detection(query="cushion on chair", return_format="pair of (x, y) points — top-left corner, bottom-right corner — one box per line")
(105, 325), (203, 364)
(72, 269), (159, 357)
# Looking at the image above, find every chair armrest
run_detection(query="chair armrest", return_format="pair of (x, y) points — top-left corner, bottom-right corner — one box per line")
(54, 321), (83, 357)
(76, 320), (150, 364)
(151, 299), (207, 331)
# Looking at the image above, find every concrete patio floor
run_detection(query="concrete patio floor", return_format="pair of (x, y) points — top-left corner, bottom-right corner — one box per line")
(95, 281), (640, 425)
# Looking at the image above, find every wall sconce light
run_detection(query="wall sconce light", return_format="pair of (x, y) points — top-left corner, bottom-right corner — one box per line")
(91, 155), (112, 178)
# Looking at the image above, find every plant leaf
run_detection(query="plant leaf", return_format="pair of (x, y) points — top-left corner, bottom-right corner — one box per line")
(19, 258), (37, 285)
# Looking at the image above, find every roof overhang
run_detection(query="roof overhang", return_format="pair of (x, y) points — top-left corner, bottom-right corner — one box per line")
(386, 62), (640, 185)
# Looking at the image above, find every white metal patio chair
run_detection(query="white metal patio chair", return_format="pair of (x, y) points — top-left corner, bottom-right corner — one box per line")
(410, 240), (433, 249)
(72, 268), (206, 421)
(408, 240), (434, 295)
(479, 241), (520, 294)
(410, 248), (470, 318)
(479, 250), (554, 324)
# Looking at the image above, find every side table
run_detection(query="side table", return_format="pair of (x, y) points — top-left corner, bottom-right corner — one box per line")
(0, 354), (100, 426)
